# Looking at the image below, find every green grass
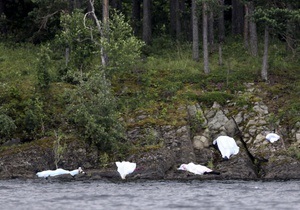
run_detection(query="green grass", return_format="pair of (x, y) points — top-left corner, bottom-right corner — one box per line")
(0, 37), (299, 155)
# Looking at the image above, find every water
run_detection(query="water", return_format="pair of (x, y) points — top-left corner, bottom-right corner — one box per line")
(0, 179), (299, 210)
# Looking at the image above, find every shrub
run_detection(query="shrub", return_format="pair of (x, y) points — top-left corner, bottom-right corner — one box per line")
(36, 44), (51, 89)
(103, 11), (145, 77)
(0, 114), (17, 143)
(66, 71), (125, 152)
(197, 91), (234, 106)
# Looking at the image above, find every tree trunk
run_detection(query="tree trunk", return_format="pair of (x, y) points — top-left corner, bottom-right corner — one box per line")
(243, 2), (249, 49)
(175, 0), (181, 39)
(218, 0), (225, 66)
(179, 0), (189, 40)
(248, 1), (258, 56)
(143, 0), (152, 44)
(132, 0), (141, 36)
(87, 0), (107, 67)
(102, 0), (109, 65)
(103, 0), (109, 25)
(208, 9), (214, 53)
(232, 0), (244, 35)
(192, 0), (199, 61)
(170, 0), (181, 39)
(261, 25), (269, 81)
(203, 2), (210, 74)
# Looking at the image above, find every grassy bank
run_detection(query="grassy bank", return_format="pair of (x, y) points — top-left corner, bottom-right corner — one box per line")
(0, 37), (299, 159)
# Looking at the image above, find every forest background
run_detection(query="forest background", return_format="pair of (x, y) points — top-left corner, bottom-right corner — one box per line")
(0, 0), (299, 166)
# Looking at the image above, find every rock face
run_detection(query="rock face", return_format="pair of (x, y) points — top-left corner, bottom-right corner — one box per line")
(0, 83), (299, 180)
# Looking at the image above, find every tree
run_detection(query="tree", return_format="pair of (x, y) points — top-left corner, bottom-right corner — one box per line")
(248, 1), (258, 56)
(132, 0), (141, 36)
(232, 0), (244, 35)
(143, 0), (152, 44)
(192, 0), (199, 61)
(102, 0), (109, 65)
(87, 0), (107, 67)
(261, 24), (269, 81)
(208, 5), (214, 52)
(244, 2), (249, 48)
(203, 1), (210, 74)
(253, 1), (300, 81)
(218, 0), (225, 66)
(170, 0), (182, 39)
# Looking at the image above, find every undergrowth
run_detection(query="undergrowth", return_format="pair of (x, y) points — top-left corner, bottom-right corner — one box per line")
(0, 36), (299, 159)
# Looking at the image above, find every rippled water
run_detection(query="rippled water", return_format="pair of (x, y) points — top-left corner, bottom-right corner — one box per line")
(0, 179), (299, 210)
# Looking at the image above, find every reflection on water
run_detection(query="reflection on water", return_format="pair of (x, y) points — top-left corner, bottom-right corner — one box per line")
(0, 179), (299, 210)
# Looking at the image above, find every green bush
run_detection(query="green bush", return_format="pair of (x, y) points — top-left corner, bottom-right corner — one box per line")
(104, 11), (145, 77)
(66, 71), (125, 152)
(0, 114), (17, 143)
(197, 91), (234, 106)
(36, 44), (51, 89)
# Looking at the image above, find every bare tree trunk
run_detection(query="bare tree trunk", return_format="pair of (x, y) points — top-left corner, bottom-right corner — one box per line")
(87, 0), (107, 67)
(218, 0), (225, 66)
(143, 0), (152, 44)
(102, 0), (109, 65)
(192, 0), (199, 61)
(261, 25), (269, 81)
(203, 2), (210, 74)
(232, 0), (244, 35)
(208, 9), (214, 53)
(243, 2), (249, 49)
(103, 0), (109, 25)
(248, 1), (258, 56)
(170, 0), (181, 39)
(179, 0), (189, 40)
(175, 0), (181, 39)
(132, 0), (141, 36)
(170, 0), (176, 38)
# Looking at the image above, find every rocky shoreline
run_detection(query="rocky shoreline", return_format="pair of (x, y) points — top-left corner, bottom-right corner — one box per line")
(0, 83), (299, 181)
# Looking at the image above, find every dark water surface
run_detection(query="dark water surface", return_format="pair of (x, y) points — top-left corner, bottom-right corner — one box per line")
(0, 179), (299, 210)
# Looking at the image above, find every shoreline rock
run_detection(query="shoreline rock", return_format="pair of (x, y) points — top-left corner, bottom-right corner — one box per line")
(1, 84), (300, 181)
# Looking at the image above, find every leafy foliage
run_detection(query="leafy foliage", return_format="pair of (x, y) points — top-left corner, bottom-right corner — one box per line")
(0, 113), (17, 143)
(53, 130), (67, 169)
(103, 12), (145, 77)
(54, 10), (98, 83)
(36, 44), (52, 89)
(197, 91), (234, 106)
(66, 71), (125, 152)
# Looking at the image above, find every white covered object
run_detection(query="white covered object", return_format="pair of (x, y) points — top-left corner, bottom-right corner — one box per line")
(266, 133), (280, 143)
(115, 161), (137, 179)
(36, 167), (84, 178)
(178, 162), (213, 175)
(213, 136), (239, 159)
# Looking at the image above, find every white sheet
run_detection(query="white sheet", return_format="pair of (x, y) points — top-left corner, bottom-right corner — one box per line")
(266, 133), (280, 143)
(178, 162), (213, 175)
(115, 161), (137, 179)
(36, 167), (84, 178)
(213, 136), (239, 159)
